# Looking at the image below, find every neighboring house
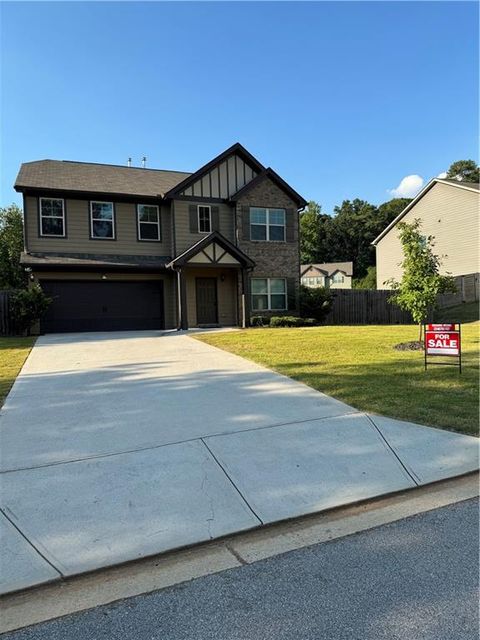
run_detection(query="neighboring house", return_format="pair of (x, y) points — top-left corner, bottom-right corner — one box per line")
(14, 143), (306, 333)
(300, 262), (353, 289)
(373, 178), (479, 290)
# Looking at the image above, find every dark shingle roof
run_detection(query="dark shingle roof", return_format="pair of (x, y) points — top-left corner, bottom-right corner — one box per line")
(440, 178), (480, 190)
(20, 252), (170, 269)
(301, 262), (353, 277)
(15, 160), (191, 198)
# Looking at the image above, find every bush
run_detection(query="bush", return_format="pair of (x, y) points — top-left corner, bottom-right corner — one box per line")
(299, 285), (335, 322)
(10, 284), (51, 335)
(250, 315), (271, 327)
(270, 316), (305, 327)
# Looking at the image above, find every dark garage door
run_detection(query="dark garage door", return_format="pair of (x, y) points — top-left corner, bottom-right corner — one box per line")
(40, 280), (164, 333)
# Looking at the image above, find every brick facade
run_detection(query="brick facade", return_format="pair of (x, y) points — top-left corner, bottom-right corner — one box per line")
(235, 175), (301, 319)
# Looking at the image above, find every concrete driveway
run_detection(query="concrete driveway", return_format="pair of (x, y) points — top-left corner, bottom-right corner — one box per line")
(1, 331), (478, 594)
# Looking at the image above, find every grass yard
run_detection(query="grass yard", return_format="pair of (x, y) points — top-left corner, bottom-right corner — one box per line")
(196, 323), (479, 436)
(0, 337), (36, 406)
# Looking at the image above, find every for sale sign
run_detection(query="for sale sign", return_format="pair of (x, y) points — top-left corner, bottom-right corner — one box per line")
(425, 324), (460, 356)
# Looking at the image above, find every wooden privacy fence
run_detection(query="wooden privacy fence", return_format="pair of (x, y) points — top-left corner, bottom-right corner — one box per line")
(0, 290), (11, 335)
(438, 272), (479, 308)
(323, 289), (413, 325)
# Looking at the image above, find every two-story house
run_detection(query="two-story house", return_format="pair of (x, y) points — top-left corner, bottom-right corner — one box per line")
(14, 143), (306, 333)
(300, 262), (353, 289)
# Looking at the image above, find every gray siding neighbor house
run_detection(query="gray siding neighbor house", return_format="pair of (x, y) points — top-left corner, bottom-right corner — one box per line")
(15, 143), (306, 332)
(300, 262), (353, 289)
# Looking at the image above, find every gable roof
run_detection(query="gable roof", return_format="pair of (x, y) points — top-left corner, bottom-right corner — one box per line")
(15, 160), (191, 199)
(166, 231), (255, 269)
(164, 142), (265, 199)
(230, 168), (307, 208)
(301, 262), (353, 277)
(372, 177), (480, 245)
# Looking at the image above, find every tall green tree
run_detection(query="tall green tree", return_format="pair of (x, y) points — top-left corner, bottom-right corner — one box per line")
(386, 219), (456, 340)
(445, 159), (479, 183)
(299, 201), (333, 264)
(0, 204), (26, 290)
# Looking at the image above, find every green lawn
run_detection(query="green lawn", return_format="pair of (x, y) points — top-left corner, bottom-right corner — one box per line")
(0, 337), (36, 406)
(196, 323), (479, 436)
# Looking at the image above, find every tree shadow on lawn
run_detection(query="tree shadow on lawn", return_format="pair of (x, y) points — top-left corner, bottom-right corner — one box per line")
(274, 356), (479, 436)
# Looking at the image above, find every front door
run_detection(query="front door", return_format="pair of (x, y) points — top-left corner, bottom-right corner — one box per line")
(196, 278), (218, 324)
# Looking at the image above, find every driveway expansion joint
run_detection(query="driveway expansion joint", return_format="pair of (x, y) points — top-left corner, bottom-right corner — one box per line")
(365, 414), (422, 486)
(200, 438), (264, 526)
(0, 509), (64, 578)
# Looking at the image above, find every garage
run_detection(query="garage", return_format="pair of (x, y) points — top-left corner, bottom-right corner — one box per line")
(40, 280), (164, 333)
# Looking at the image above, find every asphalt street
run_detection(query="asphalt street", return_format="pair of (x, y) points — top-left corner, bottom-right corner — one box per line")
(3, 499), (479, 640)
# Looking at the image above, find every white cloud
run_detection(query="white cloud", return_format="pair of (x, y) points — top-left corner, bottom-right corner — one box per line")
(389, 174), (424, 198)
(437, 171), (447, 179)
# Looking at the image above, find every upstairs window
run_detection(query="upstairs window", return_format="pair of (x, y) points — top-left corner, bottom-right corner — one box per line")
(39, 198), (65, 237)
(331, 273), (345, 284)
(250, 208), (285, 241)
(137, 204), (161, 241)
(302, 276), (323, 286)
(90, 201), (115, 239)
(198, 205), (211, 233)
(251, 278), (287, 311)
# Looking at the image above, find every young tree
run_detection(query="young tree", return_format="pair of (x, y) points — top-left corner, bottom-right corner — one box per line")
(0, 204), (27, 289)
(446, 159), (479, 183)
(386, 219), (456, 341)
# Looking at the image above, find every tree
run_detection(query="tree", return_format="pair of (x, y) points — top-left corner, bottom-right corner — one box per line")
(377, 198), (411, 230)
(0, 204), (26, 289)
(446, 159), (480, 183)
(299, 201), (333, 264)
(353, 266), (377, 289)
(10, 284), (51, 335)
(386, 219), (456, 340)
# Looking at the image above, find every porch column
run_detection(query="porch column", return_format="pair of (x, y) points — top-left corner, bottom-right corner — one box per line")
(178, 268), (189, 330)
(241, 268), (250, 328)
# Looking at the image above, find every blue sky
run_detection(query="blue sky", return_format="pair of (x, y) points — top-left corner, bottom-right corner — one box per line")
(1, 1), (478, 214)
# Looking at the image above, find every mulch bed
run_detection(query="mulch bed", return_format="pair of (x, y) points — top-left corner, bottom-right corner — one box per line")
(394, 341), (424, 351)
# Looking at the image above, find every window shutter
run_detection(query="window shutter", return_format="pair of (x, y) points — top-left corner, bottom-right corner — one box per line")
(189, 205), (198, 233)
(285, 209), (295, 242)
(211, 206), (220, 232)
(242, 205), (250, 241)
(287, 277), (297, 311)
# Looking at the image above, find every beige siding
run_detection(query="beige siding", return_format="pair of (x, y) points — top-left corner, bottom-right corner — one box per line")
(34, 270), (177, 329)
(329, 276), (352, 289)
(174, 200), (235, 255)
(184, 268), (238, 326)
(180, 154), (258, 199)
(376, 183), (480, 288)
(25, 196), (172, 256)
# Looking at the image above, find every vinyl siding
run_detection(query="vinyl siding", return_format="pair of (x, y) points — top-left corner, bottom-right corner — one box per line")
(185, 268), (238, 326)
(181, 154), (258, 199)
(174, 200), (235, 255)
(376, 183), (480, 288)
(34, 270), (177, 329)
(25, 196), (171, 256)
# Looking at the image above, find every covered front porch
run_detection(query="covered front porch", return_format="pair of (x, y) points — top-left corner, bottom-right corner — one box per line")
(167, 232), (255, 330)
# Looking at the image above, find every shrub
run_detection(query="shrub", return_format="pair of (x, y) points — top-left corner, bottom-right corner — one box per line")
(270, 316), (304, 327)
(10, 284), (51, 335)
(299, 285), (335, 322)
(250, 315), (271, 327)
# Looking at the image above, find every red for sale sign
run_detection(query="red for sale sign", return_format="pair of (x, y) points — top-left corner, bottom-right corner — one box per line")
(425, 324), (460, 356)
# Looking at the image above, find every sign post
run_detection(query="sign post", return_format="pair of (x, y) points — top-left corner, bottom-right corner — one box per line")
(424, 323), (462, 373)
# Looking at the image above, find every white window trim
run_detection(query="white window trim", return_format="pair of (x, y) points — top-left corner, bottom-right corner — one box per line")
(39, 197), (65, 237)
(90, 201), (115, 240)
(137, 204), (161, 242)
(250, 208), (286, 242)
(197, 205), (212, 234)
(251, 277), (287, 311)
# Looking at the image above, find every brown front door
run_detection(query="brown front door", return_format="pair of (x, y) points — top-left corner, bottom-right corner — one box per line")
(196, 278), (218, 324)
